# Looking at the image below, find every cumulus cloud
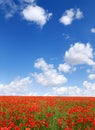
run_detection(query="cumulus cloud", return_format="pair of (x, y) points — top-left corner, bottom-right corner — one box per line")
(75, 8), (83, 19)
(58, 63), (71, 73)
(1, 56), (95, 96)
(58, 63), (76, 73)
(0, 0), (52, 27)
(52, 86), (81, 96)
(64, 42), (95, 66)
(59, 9), (75, 25)
(43, 80), (95, 96)
(33, 58), (67, 86)
(82, 81), (95, 96)
(22, 5), (52, 27)
(0, 77), (36, 95)
(59, 8), (83, 25)
(88, 74), (95, 80)
(91, 28), (95, 33)
(83, 81), (95, 89)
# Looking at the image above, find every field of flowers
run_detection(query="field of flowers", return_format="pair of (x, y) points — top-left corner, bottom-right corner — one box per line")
(0, 96), (95, 130)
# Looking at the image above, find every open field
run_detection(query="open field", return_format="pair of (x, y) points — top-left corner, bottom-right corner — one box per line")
(0, 96), (95, 130)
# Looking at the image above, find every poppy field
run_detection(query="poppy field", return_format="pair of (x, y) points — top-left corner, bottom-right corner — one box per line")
(0, 96), (95, 130)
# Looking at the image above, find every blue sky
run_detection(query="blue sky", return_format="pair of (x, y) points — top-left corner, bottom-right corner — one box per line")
(0, 0), (95, 96)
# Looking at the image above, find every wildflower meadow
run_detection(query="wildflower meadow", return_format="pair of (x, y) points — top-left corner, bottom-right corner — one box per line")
(0, 96), (95, 130)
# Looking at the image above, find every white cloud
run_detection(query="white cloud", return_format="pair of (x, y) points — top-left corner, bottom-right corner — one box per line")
(34, 57), (54, 71)
(43, 81), (95, 96)
(58, 63), (76, 73)
(83, 81), (95, 96)
(87, 66), (95, 74)
(0, 77), (35, 95)
(23, 0), (35, 3)
(0, 0), (17, 18)
(0, 0), (52, 27)
(0, 0), (15, 6)
(64, 42), (95, 66)
(91, 28), (95, 33)
(52, 86), (81, 96)
(88, 74), (95, 80)
(41, 78), (95, 96)
(59, 8), (83, 25)
(83, 81), (95, 89)
(33, 58), (67, 86)
(58, 63), (71, 73)
(59, 9), (75, 25)
(0, 0), (35, 7)
(0, 56), (95, 96)
(75, 8), (83, 19)
(22, 5), (52, 27)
